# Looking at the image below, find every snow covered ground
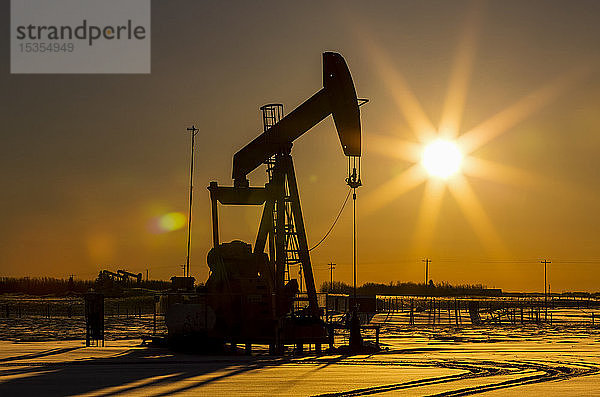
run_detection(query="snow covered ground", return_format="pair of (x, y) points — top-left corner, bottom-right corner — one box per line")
(1, 318), (599, 396)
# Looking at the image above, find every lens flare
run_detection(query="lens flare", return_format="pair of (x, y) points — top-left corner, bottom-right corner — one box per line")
(148, 212), (187, 234)
(159, 212), (187, 232)
(422, 139), (463, 179)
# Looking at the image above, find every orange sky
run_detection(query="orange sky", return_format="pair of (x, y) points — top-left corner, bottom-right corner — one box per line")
(2, 1), (600, 292)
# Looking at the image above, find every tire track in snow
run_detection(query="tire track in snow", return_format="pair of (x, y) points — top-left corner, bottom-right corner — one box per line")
(307, 358), (599, 396)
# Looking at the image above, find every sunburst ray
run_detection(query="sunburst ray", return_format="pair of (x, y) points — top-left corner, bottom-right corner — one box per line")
(362, 43), (437, 143)
(458, 65), (593, 153)
(462, 156), (547, 189)
(412, 179), (446, 253)
(364, 164), (427, 213)
(368, 134), (422, 163)
(439, 0), (485, 139)
(447, 174), (505, 255)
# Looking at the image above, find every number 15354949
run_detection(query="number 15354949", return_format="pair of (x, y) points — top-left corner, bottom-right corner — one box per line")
(19, 42), (74, 53)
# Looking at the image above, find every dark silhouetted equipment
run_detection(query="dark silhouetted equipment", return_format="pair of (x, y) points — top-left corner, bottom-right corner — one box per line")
(95, 268), (144, 296)
(170, 276), (195, 291)
(101, 270), (121, 280)
(97, 269), (142, 283)
(117, 269), (142, 283)
(164, 52), (363, 353)
(84, 291), (104, 346)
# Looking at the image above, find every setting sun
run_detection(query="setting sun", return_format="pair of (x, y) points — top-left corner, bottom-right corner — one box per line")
(421, 139), (463, 179)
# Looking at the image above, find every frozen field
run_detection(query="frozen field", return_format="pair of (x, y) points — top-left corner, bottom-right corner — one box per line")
(1, 320), (599, 396)
(0, 295), (163, 342)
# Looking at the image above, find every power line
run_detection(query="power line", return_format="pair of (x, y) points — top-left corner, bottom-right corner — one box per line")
(309, 188), (352, 252)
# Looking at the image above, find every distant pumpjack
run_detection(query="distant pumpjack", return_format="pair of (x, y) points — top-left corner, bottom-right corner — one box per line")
(117, 269), (143, 283)
(101, 270), (122, 281)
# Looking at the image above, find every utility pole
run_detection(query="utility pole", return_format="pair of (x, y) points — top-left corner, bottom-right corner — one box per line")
(328, 263), (336, 292)
(422, 258), (431, 286)
(67, 274), (75, 291)
(146, 269), (149, 282)
(185, 125), (199, 278)
(540, 259), (551, 321)
(181, 264), (186, 277)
